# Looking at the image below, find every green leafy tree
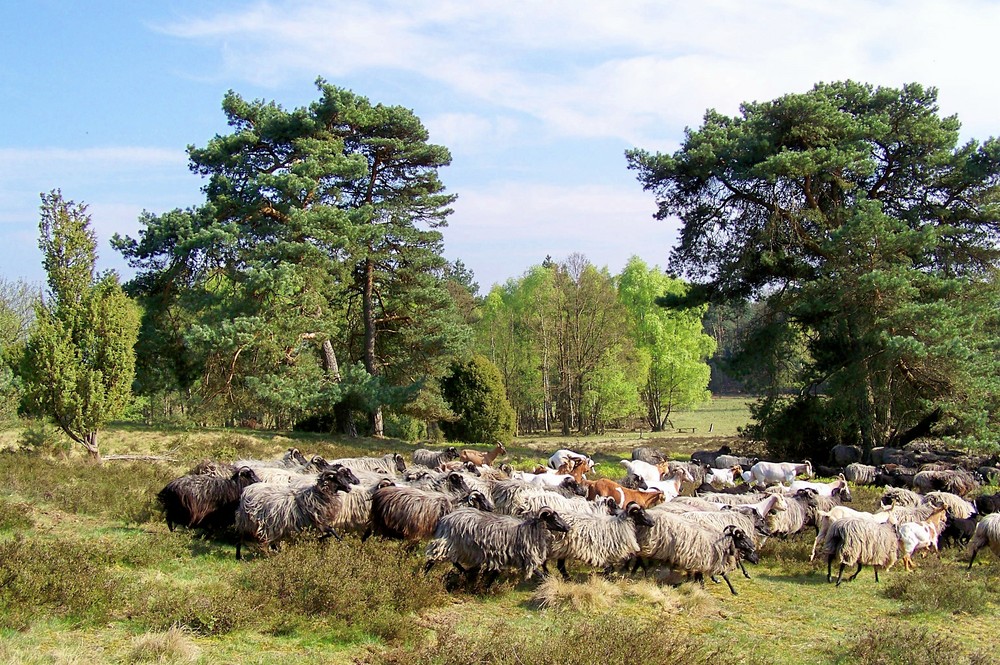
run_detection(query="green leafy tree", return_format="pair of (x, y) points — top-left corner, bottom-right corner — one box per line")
(440, 354), (515, 444)
(21, 191), (140, 461)
(0, 278), (38, 423)
(617, 257), (716, 431)
(115, 80), (468, 434)
(628, 81), (1000, 452)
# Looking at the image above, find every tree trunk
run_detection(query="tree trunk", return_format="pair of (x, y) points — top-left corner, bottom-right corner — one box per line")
(361, 258), (384, 437)
(317, 338), (357, 437)
(83, 430), (101, 463)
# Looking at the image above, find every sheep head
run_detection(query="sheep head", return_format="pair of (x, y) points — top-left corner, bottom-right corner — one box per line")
(624, 501), (655, 528)
(391, 453), (406, 473)
(536, 507), (570, 533)
(287, 448), (309, 467)
(465, 490), (495, 512)
(329, 464), (361, 486)
(724, 525), (759, 564)
(446, 472), (471, 494)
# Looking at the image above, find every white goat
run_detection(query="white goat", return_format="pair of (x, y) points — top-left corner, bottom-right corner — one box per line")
(705, 465), (743, 488)
(896, 514), (943, 571)
(743, 460), (813, 487)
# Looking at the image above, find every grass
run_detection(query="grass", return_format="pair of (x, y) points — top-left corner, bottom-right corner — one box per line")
(1, 409), (999, 663)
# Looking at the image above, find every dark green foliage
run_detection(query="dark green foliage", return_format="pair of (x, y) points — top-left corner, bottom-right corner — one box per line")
(0, 497), (32, 531)
(440, 354), (515, 443)
(629, 81), (1000, 452)
(843, 617), (998, 665)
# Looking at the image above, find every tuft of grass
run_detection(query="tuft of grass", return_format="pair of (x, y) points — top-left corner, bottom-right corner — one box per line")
(531, 575), (622, 611)
(881, 556), (999, 615)
(843, 617), (998, 665)
(126, 625), (200, 664)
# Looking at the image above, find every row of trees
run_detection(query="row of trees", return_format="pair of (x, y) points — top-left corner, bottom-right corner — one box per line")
(3, 79), (999, 461)
(477, 255), (714, 435)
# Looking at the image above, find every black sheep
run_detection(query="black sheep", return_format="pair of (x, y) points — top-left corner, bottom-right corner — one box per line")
(158, 466), (261, 532)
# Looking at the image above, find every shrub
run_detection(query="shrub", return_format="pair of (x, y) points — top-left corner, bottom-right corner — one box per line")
(440, 355), (515, 444)
(844, 617), (997, 665)
(0, 497), (32, 530)
(881, 558), (998, 615)
(126, 625), (200, 664)
(17, 418), (71, 457)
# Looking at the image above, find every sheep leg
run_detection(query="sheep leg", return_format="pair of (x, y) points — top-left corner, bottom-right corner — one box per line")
(235, 538), (243, 561)
(556, 559), (571, 582)
(319, 527), (343, 542)
(721, 572), (739, 595)
(738, 560), (751, 580)
(694, 572), (706, 588)
(481, 569), (499, 590)
(360, 527), (372, 543)
(423, 559), (437, 575)
(835, 563), (846, 586)
(826, 552), (836, 583)
(968, 545), (980, 569)
(873, 566), (880, 583)
(848, 562), (863, 582)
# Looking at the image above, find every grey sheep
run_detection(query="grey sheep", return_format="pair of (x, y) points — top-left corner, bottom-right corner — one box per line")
(967, 513), (1000, 568)
(490, 479), (593, 516)
(923, 491), (976, 519)
(234, 466), (359, 559)
(844, 463), (876, 486)
(424, 506), (571, 589)
(715, 454), (759, 470)
(879, 486), (923, 508)
(368, 483), (494, 543)
(632, 512), (759, 595)
(158, 466), (261, 532)
(236, 447), (309, 471)
(631, 446), (668, 464)
(325, 477), (396, 536)
(329, 453), (406, 476)
(412, 446), (460, 469)
(823, 517), (899, 586)
(547, 502), (655, 580)
(912, 469), (979, 497)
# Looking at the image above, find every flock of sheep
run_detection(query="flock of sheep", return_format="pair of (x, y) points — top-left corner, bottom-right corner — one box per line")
(155, 440), (1000, 595)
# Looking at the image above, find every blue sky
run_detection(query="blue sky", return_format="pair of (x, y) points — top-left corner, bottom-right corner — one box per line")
(3, 1), (1000, 292)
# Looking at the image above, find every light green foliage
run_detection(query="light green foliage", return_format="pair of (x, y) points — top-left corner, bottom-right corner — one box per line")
(114, 80), (469, 433)
(617, 257), (715, 431)
(0, 278), (39, 423)
(21, 191), (141, 459)
(628, 81), (1000, 451)
(440, 354), (515, 443)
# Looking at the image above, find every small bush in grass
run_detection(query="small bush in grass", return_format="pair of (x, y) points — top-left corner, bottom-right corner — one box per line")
(17, 419), (70, 457)
(0, 537), (125, 629)
(369, 612), (722, 665)
(881, 557), (997, 615)
(531, 575), (622, 611)
(0, 497), (32, 530)
(844, 617), (997, 665)
(126, 625), (200, 664)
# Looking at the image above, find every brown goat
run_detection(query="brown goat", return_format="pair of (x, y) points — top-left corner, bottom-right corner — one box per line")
(459, 441), (507, 467)
(584, 478), (665, 509)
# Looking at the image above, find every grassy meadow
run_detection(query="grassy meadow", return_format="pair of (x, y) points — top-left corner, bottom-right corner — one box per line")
(1, 397), (999, 664)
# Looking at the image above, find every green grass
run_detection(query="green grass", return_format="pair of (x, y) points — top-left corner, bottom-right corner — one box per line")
(1, 416), (999, 664)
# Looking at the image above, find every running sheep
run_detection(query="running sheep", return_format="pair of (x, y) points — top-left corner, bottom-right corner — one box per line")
(368, 477), (493, 543)
(967, 513), (1000, 568)
(547, 501), (655, 580)
(234, 466), (359, 559)
(822, 517), (899, 586)
(158, 466), (261, 532)
(424, 506), (571, 590)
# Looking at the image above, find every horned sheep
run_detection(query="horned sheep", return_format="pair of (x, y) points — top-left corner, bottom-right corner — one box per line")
(158, 466), (261, 532)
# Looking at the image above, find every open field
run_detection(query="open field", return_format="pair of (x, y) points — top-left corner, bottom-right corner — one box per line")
(1, 406), (999, 665)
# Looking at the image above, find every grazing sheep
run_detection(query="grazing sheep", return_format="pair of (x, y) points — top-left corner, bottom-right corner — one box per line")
(369, 484), (493, 543)
(234, 467), (359, 559)
(844, 463), (876, 486)
(330, 453), (406, 476)
(967, 513), (1000, 568)
(744, 460), (813, 486)
(459, 441), (507, 467)
(548, 501), (655, 580)
(631, 446), (668, 465)
(412, 446), (460, 469)
(547, 449), (594, 472)
(425, 506), (571, 589)
(912, 469), (979, 497)
(690, 445), (732, 468)
(823, 518), (899, 586)
(633, 514), (759, 595)
(158, 466), (261, 532)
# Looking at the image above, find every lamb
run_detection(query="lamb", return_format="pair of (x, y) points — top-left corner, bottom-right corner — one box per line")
(744, 460), (813, 487)
(690, 445), (732, 468)
(633, 513), (759, 595)
(822, 517), (899, 586)
(912, 469), (979, 497)
(158, 466), (261, 532)
(895, 508), (945, 571)
(369, 483), (493, 543)
(967, 513), (1000, 568)
(459, 441), (507, 467)
(844, 463), (877, 486)
(548, 501), (655, 580)
(424, 506), (571, 589)
(234, 466), (359, 559)
(412, 446), (460, 469)
(329, 453), (406, 476)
